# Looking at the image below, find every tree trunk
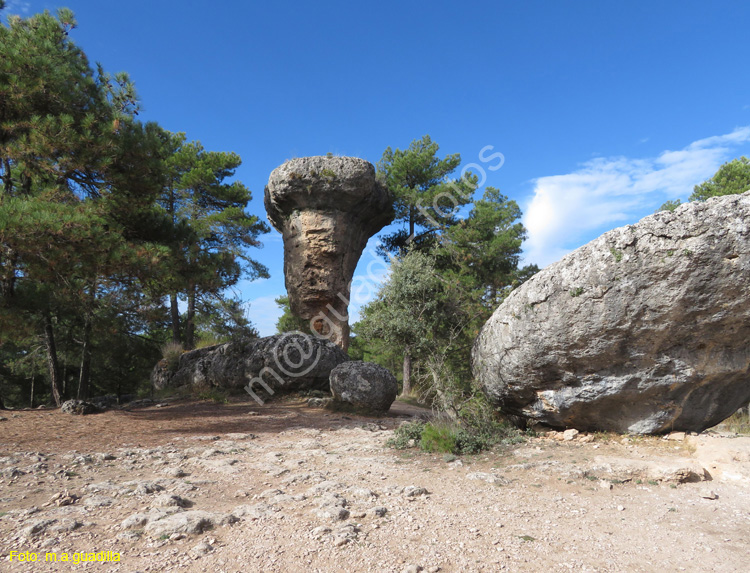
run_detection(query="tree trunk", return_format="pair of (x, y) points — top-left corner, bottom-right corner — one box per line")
(402, 348), (412, 396)
(2, 158), (12, 196)
(170, 293), (181, 344)
(77, 312), (92, 400)
(61, 356), (67, 398)
(30, 374), (34, 409)
(408, 208), (415, 245)
(77, 283), (95, 400)
(43, 309), (63, 407)
(1, 245), (17, 299)
(184, 282), (196, 350)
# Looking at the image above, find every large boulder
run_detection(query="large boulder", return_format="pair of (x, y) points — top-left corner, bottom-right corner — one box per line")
(264, 156), (394, 350)
(329, 361), (398, 413)
(152, 333), (349, 400)
(473, 192), (750, 434)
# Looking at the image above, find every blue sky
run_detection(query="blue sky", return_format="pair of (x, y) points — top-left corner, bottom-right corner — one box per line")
(5, 0), (750, 335)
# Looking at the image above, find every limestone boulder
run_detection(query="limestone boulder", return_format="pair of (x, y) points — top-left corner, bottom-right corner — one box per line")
(473, 192), (750, 434)
(264, 156), (394, 349)
(60, 399), (99, 415)
(330, 361), (398, 413)
(152, 333), (349, 399)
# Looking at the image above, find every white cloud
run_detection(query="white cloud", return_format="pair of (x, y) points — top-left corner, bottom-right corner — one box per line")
(5, 1), (31, 14)
(523, 126), (750, 268)
(245, 295), (283, 337)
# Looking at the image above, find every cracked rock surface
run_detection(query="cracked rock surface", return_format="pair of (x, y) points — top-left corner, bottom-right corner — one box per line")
(330, 361), (398, 413)
(152, 333), (349, 395)
(473, 191), (750, 433)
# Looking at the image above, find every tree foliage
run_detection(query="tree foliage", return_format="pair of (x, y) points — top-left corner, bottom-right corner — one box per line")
(437, 187), (538, 312)
(656, 156), (750, 213)
(656, 199), (682, 213)
(0, 7), (267, 407)
(158, 132), (269, 349)
(274, 295), (311, 335)
(376, 135), (476, 257)
(356, 137), (537, 418)
(689, 156), (750, 202)
(356, 251), (448, 396)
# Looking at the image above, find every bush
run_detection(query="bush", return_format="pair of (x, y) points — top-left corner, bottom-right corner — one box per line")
(386, 417), (526, 455)
(719, 408), (750, 435)
(453, 427), (492, 455)
(385, 420), (426, 449)
(420, 422), (457, 453)
(160, 341), (184, 373)
(194, 388), (229, 403)
(195, 336), (224, 350)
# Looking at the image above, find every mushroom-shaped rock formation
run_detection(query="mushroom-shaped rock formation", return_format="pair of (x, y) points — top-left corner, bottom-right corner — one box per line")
(264, 156), (394, 349)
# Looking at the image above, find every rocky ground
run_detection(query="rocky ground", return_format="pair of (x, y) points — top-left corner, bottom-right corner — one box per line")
(1, 398), (749, 572)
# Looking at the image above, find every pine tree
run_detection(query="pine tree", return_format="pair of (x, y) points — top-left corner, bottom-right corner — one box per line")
(690, 156), (750, 201)
(157, 133), (269, 349)
(376, 135), (476, 258)
(0, 8), (171, 404)
(437, 187), (538, 314)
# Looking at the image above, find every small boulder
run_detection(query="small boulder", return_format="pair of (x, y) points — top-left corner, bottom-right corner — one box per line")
(329, 361), (398, 413)
(60, 400), (99, 415)
(563, 429), (580, 441)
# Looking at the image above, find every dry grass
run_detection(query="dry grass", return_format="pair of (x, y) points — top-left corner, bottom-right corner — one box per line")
(719, 409), (750, 435)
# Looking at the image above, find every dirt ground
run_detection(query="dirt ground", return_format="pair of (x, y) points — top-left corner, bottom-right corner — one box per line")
(1, 397), (749, 572)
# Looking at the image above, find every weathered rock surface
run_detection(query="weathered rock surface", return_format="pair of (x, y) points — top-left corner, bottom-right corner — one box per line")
(264, 156), (394, 350)
(142, 510), (238, 538)
(690, 434), (750, 483)
(473, 192), (750, 434)
(152, 333), (349, 397)
(60, 400), (99, 415)
(329, 361), (398, 413)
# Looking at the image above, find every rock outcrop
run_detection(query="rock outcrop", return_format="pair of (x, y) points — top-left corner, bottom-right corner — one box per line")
(152, 333), (349, 399)
(473, 192), (750, 434)
(329, 361), (398, 413)
(264, 157), (394, 350)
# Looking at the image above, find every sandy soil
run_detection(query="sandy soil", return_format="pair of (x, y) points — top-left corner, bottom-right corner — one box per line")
(1, 398), (749, 572)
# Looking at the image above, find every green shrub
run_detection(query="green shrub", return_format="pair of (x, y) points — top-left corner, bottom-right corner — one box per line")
(385, 420), (425, 449)
(609, 247), (623, 262)
(194, 388), (229, 403)
(319, 168), (337, 179)
(386, 416), (526, 455)
(195, 336), (225, 349)
(160, 341), (184, 373)
(420, 422), (457, 453)
(719, 409), (750, 435)
(453, 427), (493, 454)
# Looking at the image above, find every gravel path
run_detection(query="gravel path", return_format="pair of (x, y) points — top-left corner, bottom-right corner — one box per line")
(1, 399), (748, 572)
